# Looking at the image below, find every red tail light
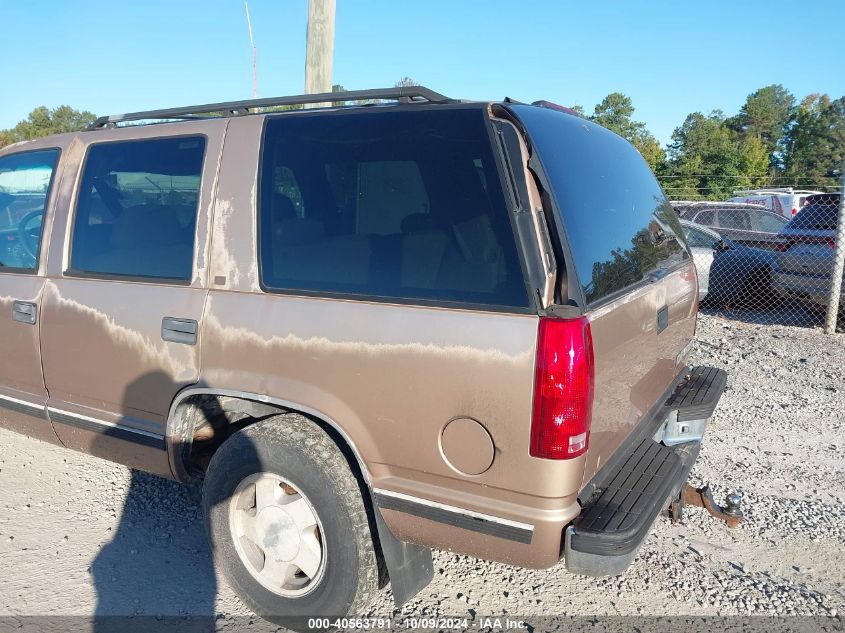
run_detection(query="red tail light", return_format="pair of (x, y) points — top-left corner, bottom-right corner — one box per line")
(530, 317), (595, 460)
(795, 235), (836, 249)
(792, 208), (798, 216)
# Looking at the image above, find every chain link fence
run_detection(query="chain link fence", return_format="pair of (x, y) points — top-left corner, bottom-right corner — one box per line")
(669, 178), (845, 333)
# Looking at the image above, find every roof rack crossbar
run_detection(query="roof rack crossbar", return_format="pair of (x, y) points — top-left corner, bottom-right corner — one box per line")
(87, 86), (454, 129)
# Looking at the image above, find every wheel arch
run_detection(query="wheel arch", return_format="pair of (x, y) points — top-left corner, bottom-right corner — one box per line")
(165, 386), (372, 487)
(165, 386), (434, 607)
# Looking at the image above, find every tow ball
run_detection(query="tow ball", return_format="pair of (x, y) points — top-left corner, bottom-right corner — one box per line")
(670, 484), (744, 528)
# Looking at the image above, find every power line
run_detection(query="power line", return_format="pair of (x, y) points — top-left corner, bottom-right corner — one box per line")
(244, 1), (258, 99)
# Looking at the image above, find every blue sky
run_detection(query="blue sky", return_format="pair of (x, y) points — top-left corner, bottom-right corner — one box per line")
(1, 0), (843, 144)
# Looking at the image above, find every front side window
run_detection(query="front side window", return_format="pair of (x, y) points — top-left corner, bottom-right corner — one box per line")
(0, 149), (60, 270)
(258, 108), (529, 308)
(70, 137), (205, 280)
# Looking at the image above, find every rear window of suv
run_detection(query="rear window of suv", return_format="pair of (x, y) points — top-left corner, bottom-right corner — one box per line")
(509, 105), (688, 305)
(258, 107), (529, 308)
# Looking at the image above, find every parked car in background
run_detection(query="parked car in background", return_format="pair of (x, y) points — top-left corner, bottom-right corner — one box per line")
(773, 192), (843, 310)
(728, 188), (822, 219)
(681, 220), (777, 306)
(680, 220), (717, 300)
(674, 202), (788, 249)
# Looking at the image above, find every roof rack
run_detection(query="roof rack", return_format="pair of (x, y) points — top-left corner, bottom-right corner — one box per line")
(87, 86), (455, 130)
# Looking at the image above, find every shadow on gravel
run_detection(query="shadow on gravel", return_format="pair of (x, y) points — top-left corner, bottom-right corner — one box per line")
(699, 300), (835, 330)
(89, 372), (218, 624)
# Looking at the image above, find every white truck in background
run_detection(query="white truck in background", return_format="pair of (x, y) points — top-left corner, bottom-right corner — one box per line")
(729, 188), (823, 219)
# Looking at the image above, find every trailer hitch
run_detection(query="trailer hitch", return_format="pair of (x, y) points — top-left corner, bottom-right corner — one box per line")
(670, 484), (744, 528)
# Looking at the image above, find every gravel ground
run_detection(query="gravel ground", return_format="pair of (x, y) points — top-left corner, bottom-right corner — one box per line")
(0, 311), (843, 625)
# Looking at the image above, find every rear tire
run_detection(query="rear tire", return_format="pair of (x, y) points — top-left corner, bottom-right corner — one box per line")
(738, 268), (775, 309)
(202, 413), (379, 629)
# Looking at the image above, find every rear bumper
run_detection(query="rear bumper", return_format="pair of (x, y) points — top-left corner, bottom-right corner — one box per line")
(773, 270), (843, 306)
(564, 366), (727, 576)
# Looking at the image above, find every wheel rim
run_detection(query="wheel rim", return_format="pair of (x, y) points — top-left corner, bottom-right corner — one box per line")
(228, 473), (326, 597)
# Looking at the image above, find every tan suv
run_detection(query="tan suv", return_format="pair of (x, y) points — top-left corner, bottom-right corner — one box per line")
(0, 87), (727, 625)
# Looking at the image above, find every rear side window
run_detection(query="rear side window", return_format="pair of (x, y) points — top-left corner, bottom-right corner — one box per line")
(717, 209), (751, 230)
(755, 211), (787, 233)
(70, 137), (205, 280)
(509, 105), (687, 305)
(0, 149), (60, 270)
(258, 108), (529, 308)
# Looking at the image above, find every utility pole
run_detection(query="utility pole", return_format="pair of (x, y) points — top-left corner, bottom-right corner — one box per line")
(824, 166), (845, 333)
(244, 1), (258, 98)
(304, 0), (336, 107)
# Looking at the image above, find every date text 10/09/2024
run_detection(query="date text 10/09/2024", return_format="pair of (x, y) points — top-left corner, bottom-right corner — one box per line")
(306, 618), (528, 630)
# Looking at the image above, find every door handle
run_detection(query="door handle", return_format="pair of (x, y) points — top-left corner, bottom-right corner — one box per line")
(161, 317), (198, 345)
(12, 301), (37, 325)
(656, 305), (669, 334)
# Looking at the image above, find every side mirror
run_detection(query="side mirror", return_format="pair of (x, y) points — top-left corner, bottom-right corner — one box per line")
(715, 239), (731, 252)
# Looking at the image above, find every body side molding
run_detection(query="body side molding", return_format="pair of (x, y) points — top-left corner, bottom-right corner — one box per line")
(48, 407), (166, 450)
(0, 393), (48, 419)
(374, 488), (535, 544)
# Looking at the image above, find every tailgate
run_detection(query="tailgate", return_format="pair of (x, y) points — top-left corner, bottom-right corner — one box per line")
(584, 263), (698, 486)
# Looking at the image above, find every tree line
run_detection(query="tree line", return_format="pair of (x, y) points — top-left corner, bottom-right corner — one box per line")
(1, 83), (842, 201)
(575, 85), (844, 199)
